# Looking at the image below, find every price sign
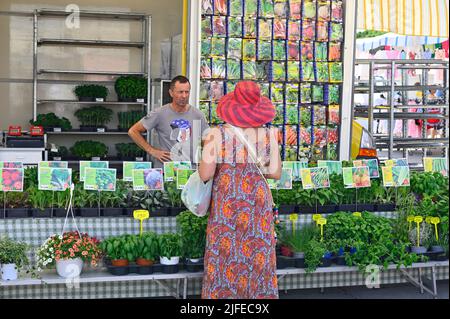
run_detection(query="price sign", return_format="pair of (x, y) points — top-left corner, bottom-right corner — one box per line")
(289, 213), (298, 234)
(430, 217), (441, 241)
(317, 218), (327, 241)
(414, 216), (423, 247)
(353, 212), (362, 218)
(133, 210), (149, 236)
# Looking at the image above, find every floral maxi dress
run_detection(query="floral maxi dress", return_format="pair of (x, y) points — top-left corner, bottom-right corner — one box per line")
(201, 126), (278, 299)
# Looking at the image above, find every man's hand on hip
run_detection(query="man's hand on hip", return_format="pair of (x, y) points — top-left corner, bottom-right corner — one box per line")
(151, 149), (172, 162)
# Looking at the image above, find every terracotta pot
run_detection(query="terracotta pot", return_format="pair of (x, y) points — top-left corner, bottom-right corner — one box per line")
(111, 259), (129, 267)
(136, 258), (154, 266)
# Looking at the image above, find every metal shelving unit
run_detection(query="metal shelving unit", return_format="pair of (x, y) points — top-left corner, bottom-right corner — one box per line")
(32, 9), (152, 161)
(353, 59), (449, 165)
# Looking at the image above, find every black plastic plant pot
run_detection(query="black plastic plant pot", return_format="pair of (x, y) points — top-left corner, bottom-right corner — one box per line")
(78, 96), (96, 102)
(375, 203), (396, 212)
(296, 205), (316, 214)
(433, 254), (448, 261)
(170, 207), (186, 217)
(276, 255), (296, 269)
(136, 265), (154, 275)
(431, 246), (445, 254)
(5, 208), (30, 218)
(151, 208), (170, 217)
(337, 204), (358, 212)
(185, 260), (204, 273)
(101, 208), (124, 217)
(53, 208), (70, 217)
(123, 208), (139, 217)
(334, 255), (346, 266)
(278, 205), (297, 215)
(31, 208), (52, 218)
(79, 126), (97, 132)
(106, 265), (130, 276)
(79, 208), (100, 217)
(319, 257), (333, 267)
(161, 264), (180, 274)
(118, 97), (136, 102)
(356, 204), (375, 212)
(318, 205), (337, 214)
(294, 257), (305, 268)
(152, 263), (163, 273)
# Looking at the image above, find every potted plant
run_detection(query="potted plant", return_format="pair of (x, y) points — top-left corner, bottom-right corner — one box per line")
(0, 237), (30, 280)
(117, 110), (146, 131)
(74, 184), (100, 217)
(100, 234), (137, 275)
(53, 189), (70, 217)
(166, 182), (186, 216)
(74, 106), (113, 132)
(158, 233), (182, 273)
(304, 238), (331, 272)
(115, 76), (148, 102)
(294, 188), (316, 214)
(49, 146), (69, 161)
(135, 232), (159, 274)
(408, 219), (432, 254)
(70, 140), (108, 160)
(128, 189), (170, 217)
(27, 186), (53, 218)
(273, 184), (298, 215)
(281, 223), (318, 268)
(30, 113), (72, 132)
(3, 191), (29, 218)
(100, 180), (126, 216)
(36, 231), (102, 278)
(115, 143), (146, 161)
(74, 84), (108, 102)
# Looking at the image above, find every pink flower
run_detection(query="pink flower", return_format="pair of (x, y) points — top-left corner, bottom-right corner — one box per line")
(82, 251), (88, 256)
(70, 253), (75, 257)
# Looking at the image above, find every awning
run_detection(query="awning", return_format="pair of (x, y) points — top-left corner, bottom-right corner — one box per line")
(356, 32), (448, 51)
(357, 0), (449, 37)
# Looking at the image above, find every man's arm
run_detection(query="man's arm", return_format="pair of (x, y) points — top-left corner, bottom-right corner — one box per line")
(128, 121), (172, 163)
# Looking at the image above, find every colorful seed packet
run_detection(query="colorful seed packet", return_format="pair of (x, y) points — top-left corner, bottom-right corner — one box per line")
(213, 16), (227, 37)
(300, 167), (330, 189)
(201, 16), (212, 36)
(353, 159), (380, 178)
(285, 83), (299, 104)
(176, 169), (196, 189)
(328, 85), (340, 104)
(382, 166), (410, 187)
(289, 0), (302, 19)
(315, 42), (328, 61)
(199, 102), (210, 122)
(227, 38), (242, 60)
(312, 85), (324, 103)
(287, 61), (300, 82)
(331, 0), (343, 21)
(313, 105), (326, 125)
(201, 0), (213, 15)
(285, 104), (299, 124)
(210, 103), (222, 124)
(317, 1), (331, 21)
(285, 146), (299, 161)
(243, 18), (257, 38)
(200, 80), (211, 100)
(318, 160), (343, 175)
(285, 125), (298, 146)
(303, 0), (317, 20)
(302, 20), (315, 41)
(258, 18), (272, 40)
(243, 39), (257, 60)
(229, 0), (243, 16)
(0, 168), (24, 192)
(210, 80), (224, 101)
(313, 126), (327, 146)
(300, 127), (312, 146)
(384, 158), (408, 167)
(342, 167), (371, 188)
(133, 168), (164, 191)
(211, 37), (226, 57)
(244, 0), (258, 17)
(243, 60), (257, 80)
(301, 42), (314, 61)
(260, 0), (275, 18)
(329, 42), (342, 61)
(316, 61), (330, 82)
(288, 20), (301, 40)
(287, 41), (300, 61)
(79, 161), (109, 182)
(326, 143), (338, 160)
(301, 61), (315, 82)
(328, 104), (340, 125)
(214, 0), (228, 15)
(258, 40), (272, 60)
(283, 161), (308, 181)
(272, 62), (286, 81)
(300, 83), (312, 103)
(200, 58), (212, 79)
(226, 81), (237, 93)
(271, 83), (285, 103)
(212, 57), (226, 79)
(260, 82), (270, 98)
(84, 168), (116, 192)
(316, 21), (329, 41)
(228, 17), (243, 38)
(38, 161), (68, 169)
(423, 157), (448, 176)
(274, 0), (289, 18)
(273, 40), (287, 60)
(272, 104), (285, 125)
(329, 62), (343, 82)
(300, 106), (312, 127)
(273, 19), (287, 39)
(38, 168), (72, 191)
(227, 59), (242, 80)
(256, 61), (270, 80)
(123, 162), (152, 182)
(201, 38), (211, 57)
(330, 22), (344, 41)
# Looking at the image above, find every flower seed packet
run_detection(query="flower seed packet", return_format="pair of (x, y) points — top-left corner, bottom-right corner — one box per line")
(260, 82), (270, 97)
(313, 126), (327, 146)
(201, 0), (213, 15)
(212, 57), (226, 79)
(123, 162), (152, 182)
(258, 18), (273, 40)
(201, 38), (211, 57)
(315, 42), (328, 61)
(300, 106), (312, 126)
(229, 0), (243, 16)
(210, 103), (222, 123)
(287, 41), (300, 60)
(0, 168), (24, 192)
(330, 22), (344, 41)
(199, 102), (210, 122)
(285, 125), (298, 146)
(329, 62), (343, 82)
(243, 60), (257, 79)
(214, 0), (228, 15)
(328, 84), (340, 104)
(176, 169), (196, 189)
(211, 37), (226, 57)
(256, 61), (270, 80)
(300, 126), (312, 145)
(289, 0), (302, 19)
(285, 104), (299, 124)
(271, 61), (286, 81)
(327, 126), (339, 144)
(274, 0), (289, 17)
(273, 40), (286, 60)
(260, 0), (275, 18)
(312, 84), (324, 103)
(227, 38), (242, 59)
(329, 42), (342, 61)
(228, 17), (243, 38)
(79, 161), (108, 182)
(316, 21), (329, 41)
(272, 104), (284, 124)
(200, 58), (212, 79)
(271, 83), (285, 103)
(285, 83), (299, 104)
(273, 18), (287, 39)
(301, 61), (315, 82)
(133, 168), (164, 191)
(328, 104), (340, 125)
(300, 83), (312, 103)
(210, 80), (225, 101)
(39, 161), (68, 169)
(301, 42), (314, 60)
(243, 39), (257, 60)
(331, 0), (343, 22)
(316, 62), (330, 82)
(244, 0), (258, 17)
(201, 16), (213, 36)
(302, 20), (316, 41)
(313, 105), (326, 125)
(243, 18), (257, 38)
(317, 1), (331, 21)
(303, 0), (317, 19)
(38, 167), (72, 191)
(258, 40), (272, 60)
(227, 59), (241, 80)
(288, 20), (301, 40)
(287, 61), (300, 82)
(84, 168), (116, 191)
(200, 80), (211, 100)
(213, 16), (227, 37)
(327, 143), (338, 160)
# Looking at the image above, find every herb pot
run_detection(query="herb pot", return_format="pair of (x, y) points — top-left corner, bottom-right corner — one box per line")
(161, 264), (180, 274)
(319, 257), (333, 267)
(1, 263), (18, 281)
(375, 203), (396, 212)
(280, 245), (293, 257)
(101, 208), (124, 217)
(185, 258), (204, 272)
(160, 256), (180, 265)
(78, 208), (100, 217)
(111, 259), (129, 267)
(170, 207), (186, 216)
(56, 258), (83, 278)
(31, 208), (52, 218)
(78, 96), (96, 102)
(136, 258), (154, 267)
(278, 204), (297, 215)
(5, 208), (29, 218)
(411, 246), (428, 254)
(297, 205), (316, 214)
(293, 252), (305, 258)
(293, 256), (305, 268)
(106, 264), (130, 276)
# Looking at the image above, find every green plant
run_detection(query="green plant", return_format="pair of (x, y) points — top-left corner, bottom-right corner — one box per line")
(24, 166), (38, 189)
(391, 192), (416, 243)
(0, 237), (30, 268)
(70, 140), (108, 159)
(49, 146), (69, 159)
(54, 189), (70, 209)
(100, 234), (138, 262)
(30, 113), (72, 131)
(3, 191), (28, 209)
(408, 222), (432, 247)
(130, 189), (170, 211)
(117, 110), (146, 130)
(26, 186), (52, 211)
(100, 180), (127, 208)
(136, 232), (159, 261)
(304, 239), (327, 273)
(176, 211), (208, 259)
(74, 84), (108, 99)
(115, 143), (146, 159)
(73, 184), (98, 208)
(115, 76), (148, 99)
(158, 233), (182, 258)
(280, 223), (318, 253)
(74, 106), (113, 127)
(165, 182), (183, 207)
(410, 172), (449, 199)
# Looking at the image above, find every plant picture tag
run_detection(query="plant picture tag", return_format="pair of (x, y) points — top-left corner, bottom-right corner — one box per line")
(381, 166), (410, 187)
(423, 157), (448, 176)
(176, 169), (195, 189)
(276, 168), (293, 189)
(79, 161), (109, 182)
(317, 160), (343, 175)
(136, 98), (145, 103)
(95, 98), (104, 102)
(123, 162), (152, 182)
(133, 209), (149, 235)
(97, 128), (105, 133)
(282, 161), (308, 181)
(38, 167), (72, 191)
(353, 159), (380, 178)
(92, 157), (101, 161)
(0, 162), (23, 169)
(267, 178), (277, 189)
(385, 158), (408, 167)
(300, 167), (330, 189)
(84, 168), (116, 191)
(39, 161), (69, 169)
(163, 161), (192, 181)
(342, 167), (371, 188)
(0, 168), (24, 192)
(132, 168), (164, 191)
(53, 127), (62, 132)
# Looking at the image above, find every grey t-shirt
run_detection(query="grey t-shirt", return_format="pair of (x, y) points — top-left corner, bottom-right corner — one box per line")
(140, 103), (209, 168)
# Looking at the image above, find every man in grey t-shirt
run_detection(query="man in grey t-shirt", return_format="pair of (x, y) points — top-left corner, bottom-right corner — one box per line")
(128, 76), (209, 168)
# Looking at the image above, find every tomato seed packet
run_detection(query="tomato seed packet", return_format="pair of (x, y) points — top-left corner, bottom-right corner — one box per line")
(214, 0), (227, 15)
(301, 42), (314, 61)
(289, 0), (302, 19)
(329, 42), (342, 61)
(287, 41), (300, 60)
(328, 104), (340, 125)
(300, 126), (312, 145)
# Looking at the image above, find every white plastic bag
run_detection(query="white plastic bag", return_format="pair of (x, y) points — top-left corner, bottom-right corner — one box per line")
(181, 171), (213, 217)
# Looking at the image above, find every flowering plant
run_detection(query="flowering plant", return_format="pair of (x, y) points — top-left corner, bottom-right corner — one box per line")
(36, 231), (102, 271)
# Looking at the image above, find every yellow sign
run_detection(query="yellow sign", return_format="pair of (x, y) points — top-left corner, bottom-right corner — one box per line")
(425, 216), (433, 224)
(414, 216), (423, 223)
(385, 160), (395, 167)
(289, 214), (298, 235)
(414, 216), (423, 247)
(133, 210), (149, 235)
(423, 158), (433, 172)
(317, 218), (327, 241)
(312, 214), (322, 223)
(430, 217), (441, 241)
(407, 215), (415, 231)
(353, 212), (362, 218)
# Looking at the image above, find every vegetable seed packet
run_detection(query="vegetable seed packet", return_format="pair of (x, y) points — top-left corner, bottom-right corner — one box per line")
(300, 83), (312, 103)
(271, 61), (286, 81)
(213, 16), (227, 37)
(226, 81), (237, 93)
(199, 102), (210, 122)
(285, 125), (298, 146)
(199, 80), (210, 100)
(200, 58), (212, 79)
(329, 62), (343, 82)
(243, 18), (257, 38)
(273, 19), (287, 39)
(227, 59), (241, 80)
(211, 37), (226, 57)
(302, 20), (316, 41)
(272, 104), (284, 124)
(214, 0), (228, 15)
(317, 1), (331, 21)
(289, 0), (302, 19)
(285, 83), (299, 104)
(313, 105), (326, 125)
(330, 22), (344, 41)
(327, 126), (339, 144)
(331, 0), (343, 22)
(242, 39), (257, 60)
(287, 61), (300, 82)
(256, 61), (270, 80)
(316, 21), (329, 41)
(244, 0), (258, 17)
(259, 0), (275, 18)
(315, 42), (328, 61)
(288, 20), (301, 40)
(287, 41), (300, 60)
(328, 85), (340, 104)
(201, 0), (213, 15)
(316, 62), (330, 82)
(228, 17), (243, 38)
(271, 83), (285, 103)
(300, 106), (312, 126)
(229, 0), (243, 16)
(273, 40), (286, 60)
(201, 16), (213, 37)
(210, 80), (224, 101)
(274, 0), (289, 18)
(328, 105), (340, 125)
(210, 103), (221, 123)
(227, 38), (242, 60)
(329, 42), (342, 61)
(258, 18), (273, 40)
(312, 85), (324, 103)
(201, 38), (211, 57)
(301, 61), (315, 82)
(260, 82), (270, 98)
(300, 126), (312, 145)
(212, 57), (226, 79)
(285, 103), (299, 124)
(301, 42), (314, 61)
(303, 0), (317, 20)
(243, 60), (257, 80)
(258, 40), (272, 60)
(284, 147), (299, 162)
(313, 126), (327, 146)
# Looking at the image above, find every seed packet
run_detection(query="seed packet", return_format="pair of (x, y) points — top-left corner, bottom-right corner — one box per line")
(243, 18), (257, 38)
(242, 39), (256, 60)
(260, 82), (270, 97)
(302, 20), (315, 41)
(299, 145), (312, 158)
(327, 126), (339, 144)
(260, 0), (275, 18)
(213, 16), (227, 37)
(287, 61), (300, 82)
(199, 102), (210, 122)
(201, 16), (213, 37)
(303, 0), (317, 20)
(330, 22), (344, 41)
(300, 126), (312, 145)
(229, 0), (243, 16)
(273, 40), (286, 60)
(258, 18), (273, 40)
(285, 83), (299, 104)
(200, 81), (211, 100)
(228, 17), (243, 38)
(274, 0), (289, 18)
(300, 83), (312, 103)
(227, 81), (237, 93)
(201, 0), (213, 15)
(200, 58), (212, 79)
(301, 42), (314, 60)
(331, 0), (343, 22)
(273, 19), (287, 39)
(316, 62), (329, 82)
(227, 59), (241, 80)
(311, 146), (326, 162)
(313, 126), (327, 146)
(210, 80), (224, 101)
(211, 37), (226, 57)
(214, 0), (227, 15)
(258, 40), (272, 60)
(316, 21), (329, 41)
(312, 85), (324, 103)
(271, 83), (285, 103)
(256, 61), (270, 80)
(288, 20), (301, 40)
(227, 38), (242, 59)
(327, 85), (339, 104)
(300, 106), (312, 126)
(285, 104), (299, 124)
(243, 60), (257, 79)
(301, 61), (315, 82)
(329, 62), (343, 82)
(326, 143), (338, 160)
(272, 61), (286, 81)
(210, 103), (221, 123)
(272, 104), (284, 124)
(313, 105), (326, 125)
(285, 126), (298, 145)
(244, 0), (258, 17)
(329, 42), (342, 61)
(328, 105), (340, 125)
(317, 1), (331, 21)
(201, 38), (211, 57)
(284, 147), (299, 162)
(287, 41), (300, 60)
(315, 42), (328, 61)
(212, 58), (226, 79)
(289, 0), (302, 19)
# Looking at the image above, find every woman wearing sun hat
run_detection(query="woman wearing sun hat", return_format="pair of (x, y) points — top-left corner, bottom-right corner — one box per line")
(199, 81), (282, 299)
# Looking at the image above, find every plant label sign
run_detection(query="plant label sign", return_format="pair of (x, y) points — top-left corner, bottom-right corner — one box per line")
(79, 161), (109, 182)
(282, 161), (308, 181)
(38, 161), (69, 169)
(267, 178), (277, 189)
(133, 209), (149, 235)
(0, 168), (24, 192)
(38, 168), (72, 191)
(84, 168), (116, 191)
(382, 166), (410, 187)
(353, 159), (379, 178)
(385, 158), (408, 167)
(342, 167), (371, 188)
(317, 160), (343, 175)
(300, 167), (330, 190)
(423, 157), (448, 176)
(269, 168), (293, 189)
(0, 162), (23, 169)
(163, 161), (192, 181)
(176, 169), (196, 190)
(123, 162), (152, 182)
(132, 168), (164, 191)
